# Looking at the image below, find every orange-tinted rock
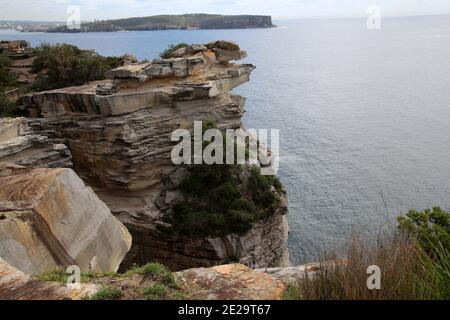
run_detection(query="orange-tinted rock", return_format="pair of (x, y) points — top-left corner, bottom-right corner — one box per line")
(176, 264), (286, 300)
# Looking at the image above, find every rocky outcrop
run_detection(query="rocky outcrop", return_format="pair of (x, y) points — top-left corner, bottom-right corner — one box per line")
(176, 264), (286, 300)
(0, 118), (72, 168)
(0, 163), (132, 275)
(0, 258), (98, 300)
(21, 41), (290, 270)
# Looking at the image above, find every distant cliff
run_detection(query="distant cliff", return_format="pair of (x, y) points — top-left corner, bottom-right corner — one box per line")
(47, 14), (275, 33)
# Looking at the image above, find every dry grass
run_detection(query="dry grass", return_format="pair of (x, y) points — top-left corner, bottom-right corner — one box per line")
(286, 232), (449, 300)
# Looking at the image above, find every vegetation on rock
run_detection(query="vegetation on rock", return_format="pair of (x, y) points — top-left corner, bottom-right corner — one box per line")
(159, 43), (189, 59)
(163, 121), (286, 238)
(124, 262), (178, 288)
(398, 207), (450, 257)
(38, 262), (186, 300)
(0, 95), (20, 117)
(0, 54), (18, 90)
(37, 268), (96, 284)
(31, 43), (121, 91)
(88, 286), (124, 300)
(0, 53), (22, 116)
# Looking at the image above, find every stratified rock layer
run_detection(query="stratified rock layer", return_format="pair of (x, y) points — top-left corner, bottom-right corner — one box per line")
(0, 118), (72, 168)
(0, 163), (132, 275)
(22, 41), (290, 270)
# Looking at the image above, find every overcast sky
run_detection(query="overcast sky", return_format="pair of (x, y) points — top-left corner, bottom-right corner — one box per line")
(1, 0), (450, 21)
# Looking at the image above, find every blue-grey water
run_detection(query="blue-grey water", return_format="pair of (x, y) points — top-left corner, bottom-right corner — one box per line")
(2, 16), (450, 265)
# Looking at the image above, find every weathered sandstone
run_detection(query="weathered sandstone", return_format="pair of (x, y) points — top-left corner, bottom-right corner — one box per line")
(0, 163), (132, 275)
(0, 258), (99, 300)
(20, 41), (290, 270)
(0, 118), (72, 168)
(176, 264), (286, 300)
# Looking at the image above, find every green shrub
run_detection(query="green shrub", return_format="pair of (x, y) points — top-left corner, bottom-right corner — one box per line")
(0, 95), (20, 117)
(124, 263), (177, 288)
(398, 207), (450, 256)
(143, 284), (168, 300)
(0, 53), (19, 92)
(159, 43), (189, 59)
(88, 286), (123, 300)
(398, 207), (450, 299)
(37, 268), (96, 284)
(31, 43), (121, 91)
(163, 120), (286, 238)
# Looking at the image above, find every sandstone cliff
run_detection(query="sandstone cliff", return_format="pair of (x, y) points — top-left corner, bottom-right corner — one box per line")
(0, 163), (132, 275)
(18, 41), (290, 270)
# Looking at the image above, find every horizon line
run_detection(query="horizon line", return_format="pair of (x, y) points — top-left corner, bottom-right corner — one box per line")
(1, 13), (450, 24)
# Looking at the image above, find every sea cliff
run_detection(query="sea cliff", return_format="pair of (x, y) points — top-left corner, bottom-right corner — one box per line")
(0, 40), (290, 273)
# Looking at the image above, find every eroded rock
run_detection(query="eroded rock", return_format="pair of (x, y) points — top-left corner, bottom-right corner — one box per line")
(0, 258), (99, 300)
(0, 117), (72, 168)
(21, 41), (290, 270)
(0, 163), (132, 275)
(176, 264), (286, 300)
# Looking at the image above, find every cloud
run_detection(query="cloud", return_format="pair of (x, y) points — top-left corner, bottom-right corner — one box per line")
(1, 0), (450, 21)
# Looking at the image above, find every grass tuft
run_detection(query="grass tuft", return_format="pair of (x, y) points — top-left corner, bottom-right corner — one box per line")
(88, 286), (123, 300)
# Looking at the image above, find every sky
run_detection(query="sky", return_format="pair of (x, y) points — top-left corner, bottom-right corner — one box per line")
(1, 0), (450, 21)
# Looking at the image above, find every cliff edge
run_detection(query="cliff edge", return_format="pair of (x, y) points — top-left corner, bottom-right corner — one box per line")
(13, 40), (290, 270)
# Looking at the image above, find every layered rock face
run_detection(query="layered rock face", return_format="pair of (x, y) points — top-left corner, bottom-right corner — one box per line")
(22, 41), (290, 270)
(0, 118), (72, 168)
(0, 163), (132, 275)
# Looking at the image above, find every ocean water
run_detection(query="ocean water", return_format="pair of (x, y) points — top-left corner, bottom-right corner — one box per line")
(2, 15), (450, 265)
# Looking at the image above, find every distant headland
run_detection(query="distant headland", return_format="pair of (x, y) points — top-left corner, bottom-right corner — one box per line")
(41, 14), (275, 33)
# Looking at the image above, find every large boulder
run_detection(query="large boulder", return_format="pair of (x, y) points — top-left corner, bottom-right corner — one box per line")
(0, 163), (132, 275)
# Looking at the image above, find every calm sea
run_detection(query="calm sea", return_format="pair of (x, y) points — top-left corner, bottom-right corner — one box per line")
(2, 15), (450, 264)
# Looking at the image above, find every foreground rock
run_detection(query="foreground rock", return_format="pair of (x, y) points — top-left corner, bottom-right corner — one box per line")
(176, 264), (286, 300)
(0, 163), (132, 275)
(0, 258), (98, 300)
(0, 262), (290, 300)
(22, 41), (290, 270)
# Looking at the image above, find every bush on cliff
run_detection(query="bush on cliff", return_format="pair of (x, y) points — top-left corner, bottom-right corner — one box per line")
(159, 43), (189, 59)
(0, 95), (17, 117)
(162, 121), (286, 238)
(31, 43), (121, 91)
(398, 207), (450, 257)
(0, 53), (19, 92)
